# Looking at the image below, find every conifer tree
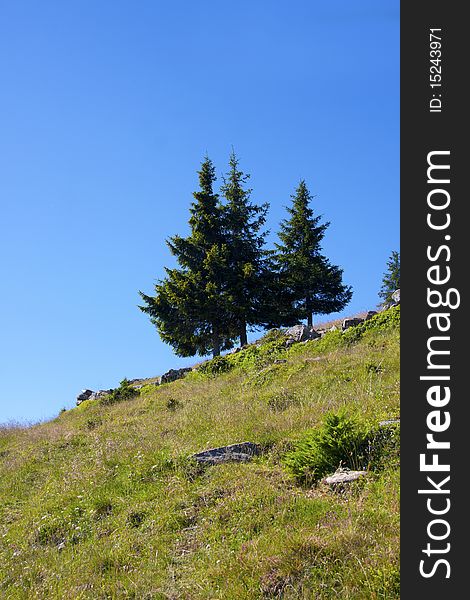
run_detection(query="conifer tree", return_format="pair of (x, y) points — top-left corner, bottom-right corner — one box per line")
(275, 180), (352, 327)
(221, 152), (270, 346)
(139, 157), (236, 357)
(378, 251), (400, 305)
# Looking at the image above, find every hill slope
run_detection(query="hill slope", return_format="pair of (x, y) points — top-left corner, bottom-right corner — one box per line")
(0, 308), (400, 599)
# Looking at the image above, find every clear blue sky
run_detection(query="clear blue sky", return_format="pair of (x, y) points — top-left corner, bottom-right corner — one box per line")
(0, 1), (399, 424)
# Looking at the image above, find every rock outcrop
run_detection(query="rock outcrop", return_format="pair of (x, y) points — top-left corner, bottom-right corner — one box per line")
(159, 367), (192, 385)
(342, 317), (364, 331)
(89, 390), (113, 401)
(76, 389), (94, 405)
(285, 324), (320, 343)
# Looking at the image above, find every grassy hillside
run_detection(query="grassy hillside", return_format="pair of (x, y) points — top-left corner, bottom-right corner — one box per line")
(0, 308), (400, 599)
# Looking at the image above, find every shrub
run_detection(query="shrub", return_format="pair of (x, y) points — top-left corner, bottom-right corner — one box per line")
(258, 328), (286, 344)
(197, 355), (233, 377)
(284, 412), (372, 485)
(166, 397), (182, 411)
(100, 378), (139, 406)
(284, 412), (400, 486)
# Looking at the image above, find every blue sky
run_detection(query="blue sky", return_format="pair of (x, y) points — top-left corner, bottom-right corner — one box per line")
(0, 0), (399, 423)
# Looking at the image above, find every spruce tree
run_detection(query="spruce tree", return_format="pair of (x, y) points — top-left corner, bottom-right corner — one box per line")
(221, 151), (270, 346)
(139, 157), (236, 357)
(275, 180), (352, 327)
(378, 251), (400, 305)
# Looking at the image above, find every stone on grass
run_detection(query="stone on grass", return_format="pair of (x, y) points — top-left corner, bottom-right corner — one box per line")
(341, 317), (364, 331)
(324, 469), (366, 487)
(192, 442), (261, 466)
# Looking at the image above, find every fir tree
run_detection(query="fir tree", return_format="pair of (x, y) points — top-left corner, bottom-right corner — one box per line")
(221, 151), (270, 346)
(139, 157), (236, 357)
(378, 251), (400, 305)
(275, 180), (352, 327)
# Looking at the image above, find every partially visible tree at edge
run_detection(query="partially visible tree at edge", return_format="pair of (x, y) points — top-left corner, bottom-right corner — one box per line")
(274, 179), (352, 327)
(139, 157), (236, 357)
(378, 250), (400, 305)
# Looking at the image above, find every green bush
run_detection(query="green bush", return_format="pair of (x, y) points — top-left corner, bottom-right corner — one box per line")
(284, 412), (400, 486)
(284, 412), (372, 485)
(257, 328), (286, 344)
(197, 355), (234, 377)
(342, 306), (400, 344)
(100, 378), (140, 406)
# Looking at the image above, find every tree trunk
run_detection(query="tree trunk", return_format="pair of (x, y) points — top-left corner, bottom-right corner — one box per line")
(212, 330), (221, 357)
(239, 322), (248, 347)
(306, 296), (313, 327)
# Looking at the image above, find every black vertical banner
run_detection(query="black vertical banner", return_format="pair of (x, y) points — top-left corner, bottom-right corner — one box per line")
(401, 2), (467, 598)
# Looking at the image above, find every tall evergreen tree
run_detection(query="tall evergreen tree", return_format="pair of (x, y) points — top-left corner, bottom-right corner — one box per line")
(275, 180), (352, 327)
(221, 151), (270, 346)
(139, 157), (236, 357)
(378, 251), (400, 305)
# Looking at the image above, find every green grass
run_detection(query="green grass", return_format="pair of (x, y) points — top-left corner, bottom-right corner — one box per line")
(0, 308), (400, 599)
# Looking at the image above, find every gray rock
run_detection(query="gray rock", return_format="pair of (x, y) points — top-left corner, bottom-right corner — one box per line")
(364, 310), (377, 321)
(192, 442), (261, 466)
(341, 317), (364, 331)
(88, 389), (113, 401)
(324, 469), (366, 486)
(273, 359), (287, 364)
(285, 324), (320, 343)
(391, 289), (400, 304)
(76, 389), (94, 405)
(160, 367), (192, 385)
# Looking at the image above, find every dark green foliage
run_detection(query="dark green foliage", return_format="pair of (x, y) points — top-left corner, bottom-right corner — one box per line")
(284, 411), (400, 486)
(284, 412), (370, 485)
(100, 378), (139, 406)
(140, 160), (356, 360)
(197, 354), (234, 377)
(379, 251), (400, 304)
(220, 151), (271, 345)
(139, 157), (236, 357)
(274, 180), (352, 327)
